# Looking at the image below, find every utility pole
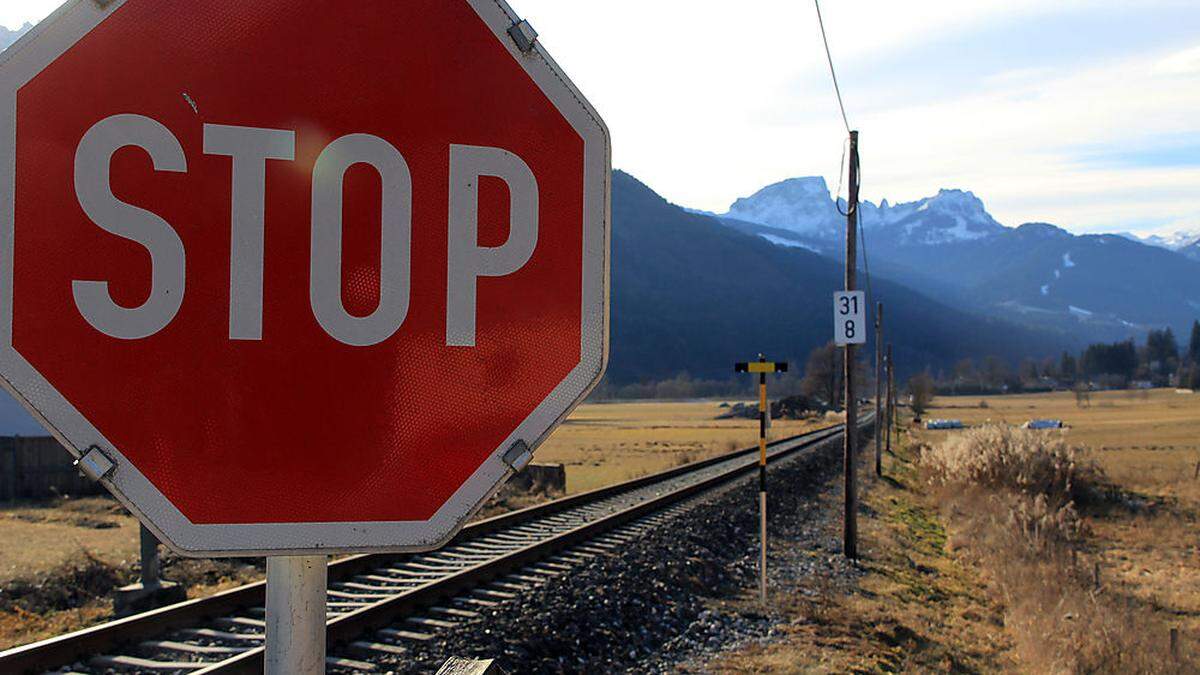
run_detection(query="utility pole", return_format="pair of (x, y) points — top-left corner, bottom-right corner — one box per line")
(843, 129), (859, 560)
(874, 302), (883, 476)
(886, 343), (894, 456)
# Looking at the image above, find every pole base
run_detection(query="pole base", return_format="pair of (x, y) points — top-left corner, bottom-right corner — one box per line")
(113, 580), (186, 617)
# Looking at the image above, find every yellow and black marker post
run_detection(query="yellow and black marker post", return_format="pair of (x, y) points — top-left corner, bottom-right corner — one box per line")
(735, 354), (788, 603)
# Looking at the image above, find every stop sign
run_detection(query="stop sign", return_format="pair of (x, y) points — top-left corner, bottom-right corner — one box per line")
(0, 0), (608, 555)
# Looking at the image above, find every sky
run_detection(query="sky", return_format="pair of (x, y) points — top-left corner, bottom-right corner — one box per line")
(5, 0), (1200, 235)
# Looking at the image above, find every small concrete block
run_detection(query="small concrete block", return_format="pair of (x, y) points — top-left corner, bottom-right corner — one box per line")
(436, 657), (508, 675)
(113, 580), (186, 617)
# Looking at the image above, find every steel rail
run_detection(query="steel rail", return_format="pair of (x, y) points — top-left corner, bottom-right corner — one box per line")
(0, 420), (856, 674)
(200, 423), (851, 674)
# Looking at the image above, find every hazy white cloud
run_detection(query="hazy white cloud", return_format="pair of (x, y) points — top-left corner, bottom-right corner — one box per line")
(1, 0), (58, 29)
(854, 39), (1200, 231)
(5, 0), (1198, 234)
(515, 0), (1200, 233)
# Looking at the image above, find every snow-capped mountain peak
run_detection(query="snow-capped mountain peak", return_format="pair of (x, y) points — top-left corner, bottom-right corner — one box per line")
(721, 177), (1005, 246)
(724, 177), (841, 239)
(0, 23), (33, 53)
(1127, 229), (1200, 251)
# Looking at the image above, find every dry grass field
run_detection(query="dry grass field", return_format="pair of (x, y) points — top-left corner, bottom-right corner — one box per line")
(711, 388), (1200, 672)
(533, 400), (836, 494)
(919, 389), (1200, 671)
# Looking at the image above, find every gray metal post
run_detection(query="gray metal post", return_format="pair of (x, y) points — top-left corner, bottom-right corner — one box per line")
(266, 556), (327, 675)
(139, 524), (160, 588)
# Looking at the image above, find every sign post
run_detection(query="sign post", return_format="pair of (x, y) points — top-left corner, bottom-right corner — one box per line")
(0, 0), (609, 665)
(266, 556), (327, 675)
(735, 355), (788, 603)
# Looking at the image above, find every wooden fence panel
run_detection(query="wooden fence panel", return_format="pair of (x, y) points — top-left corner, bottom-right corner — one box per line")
(0, 436), (106, 501)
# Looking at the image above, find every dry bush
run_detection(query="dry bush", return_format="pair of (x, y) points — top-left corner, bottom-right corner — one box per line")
(672, 450), (699, 467)
(923, 424), (1103, 504)
(925, 427), (1190, 674)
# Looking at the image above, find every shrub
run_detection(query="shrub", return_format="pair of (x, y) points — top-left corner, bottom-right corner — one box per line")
(922, 424), (1101, 504)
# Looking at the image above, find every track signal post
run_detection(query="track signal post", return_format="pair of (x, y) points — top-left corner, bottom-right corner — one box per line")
(735, 355), (788, 603)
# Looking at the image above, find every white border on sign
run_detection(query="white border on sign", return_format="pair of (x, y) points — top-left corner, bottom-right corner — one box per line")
(0, 0), (611, 556)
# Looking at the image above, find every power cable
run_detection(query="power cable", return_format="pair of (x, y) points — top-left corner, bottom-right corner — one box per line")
(812, 0), (873, 308)
(813, 0), (851, 135)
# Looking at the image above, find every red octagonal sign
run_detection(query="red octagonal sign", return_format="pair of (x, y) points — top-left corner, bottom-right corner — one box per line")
(0, 0), (609, 555)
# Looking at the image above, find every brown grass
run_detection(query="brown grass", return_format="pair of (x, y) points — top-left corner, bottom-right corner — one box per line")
(704, 430), (1014, 673)
(925, 416), (1195, 673)
(533, 400), (831, 493)
(922, 424), (1102, 503)
(709, 390), (1200, 673)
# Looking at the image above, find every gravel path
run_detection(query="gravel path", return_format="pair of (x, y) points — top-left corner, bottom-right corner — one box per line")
(363, 433), (862, 673)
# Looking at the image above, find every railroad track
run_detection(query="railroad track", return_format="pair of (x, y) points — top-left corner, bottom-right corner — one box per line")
(2, 420), (860, 674)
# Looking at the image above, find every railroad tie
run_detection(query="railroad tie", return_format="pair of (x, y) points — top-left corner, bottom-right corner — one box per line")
(347, 641), (409, 658)
(212, 616), (266, 630)
(138, 640), (244, 655)
(430, 605), (481, 619)
(326, 655), (378, 671)
(176, 628), (263, 642)
(471, 587), (517, 600)
(454, 595), (500, 608)
(90, 654), (207, 671)
(377, 627), (435, 642)
(406, 616), (458, 630)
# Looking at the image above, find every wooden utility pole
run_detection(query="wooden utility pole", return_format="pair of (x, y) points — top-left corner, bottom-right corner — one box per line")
(886, 343), (894, 456)
(843, 130), (859, 560)
(874, 302), (883, 476)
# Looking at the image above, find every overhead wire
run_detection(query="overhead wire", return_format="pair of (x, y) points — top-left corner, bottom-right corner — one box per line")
(813, 0), (851, 135)
(813, 0), (873, 309)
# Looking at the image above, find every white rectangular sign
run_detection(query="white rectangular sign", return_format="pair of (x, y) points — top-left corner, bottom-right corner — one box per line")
(833, 290), (866, 345)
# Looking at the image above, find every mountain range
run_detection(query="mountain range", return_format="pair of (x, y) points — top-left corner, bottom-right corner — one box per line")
(0, 23), (32, 53)
(710, 177), (1200, 344)
(608, 171), (1065, 384)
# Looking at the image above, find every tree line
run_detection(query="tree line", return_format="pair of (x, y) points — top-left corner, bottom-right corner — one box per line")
(928, 321), (1200, 394)
(589, 321), (1200, 402)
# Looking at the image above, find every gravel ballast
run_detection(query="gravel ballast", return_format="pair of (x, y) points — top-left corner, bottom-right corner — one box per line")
(351, 432), (864, 674)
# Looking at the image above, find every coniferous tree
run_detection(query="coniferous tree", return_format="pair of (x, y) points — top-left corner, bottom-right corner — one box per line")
(1059, 351), (1077, 382)
(1189, 320), (1200, 364)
